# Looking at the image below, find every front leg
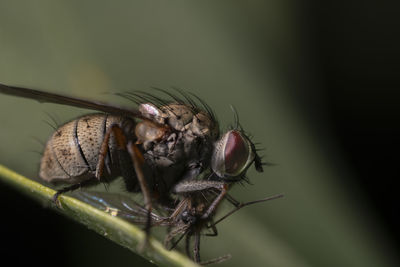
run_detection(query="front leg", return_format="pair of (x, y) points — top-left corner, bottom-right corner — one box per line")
(173, 180), (226, 194)
(205, 221), (218, 237)
(173, 180), (229, 220)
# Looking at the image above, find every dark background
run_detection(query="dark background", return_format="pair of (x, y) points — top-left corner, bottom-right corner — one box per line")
(306, 2), (400, 248)
(0, 1), (399, 266)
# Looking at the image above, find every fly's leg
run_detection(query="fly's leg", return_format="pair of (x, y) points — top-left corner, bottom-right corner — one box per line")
(171, 181), (235, 264)
(207, 190), (284, 227)
(191, 227), (231, 265)
(127, 141), (153, 240)
(171, 181), (229, 263)
(166, 229), (185, 250)
(204, 222), (218, 237)
(95, 125), (131, 183)
(197, 222), (232, 265)
(193, 231), (201, 262)
(95, 124), (153, 242)
(185, 232), (192, 260)
(173, 180), (228, 220)
(173, 181), (279, 265)
(187, 231), (228, 264)
(53, 184), (80, 203)
(211, 193), (284, 227)
(201, 184), (228, 220)
(162, 199), (190, 248)
(167, 198), (189, 223)
(199, 255), (232, 265)
(52, 178), (97, 206)
(223, 193), (241, 207)
(156, 198), (189, 230)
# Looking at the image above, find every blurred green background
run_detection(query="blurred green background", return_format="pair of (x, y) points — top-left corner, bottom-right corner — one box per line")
(0, 1), (398, 267)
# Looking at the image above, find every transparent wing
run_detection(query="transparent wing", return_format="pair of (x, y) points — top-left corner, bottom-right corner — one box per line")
(0, 83), (148, 120)
(72, 191), (170, 225)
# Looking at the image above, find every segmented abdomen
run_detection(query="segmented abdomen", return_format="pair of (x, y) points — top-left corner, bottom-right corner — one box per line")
(39, 113), (136, 184)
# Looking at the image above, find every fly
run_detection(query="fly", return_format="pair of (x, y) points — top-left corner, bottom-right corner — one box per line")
(0, 82), (283, 263)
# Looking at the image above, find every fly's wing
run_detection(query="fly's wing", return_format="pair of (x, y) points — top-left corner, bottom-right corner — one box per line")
(73, 191), (170, 225)
(0, 83), (150, 121)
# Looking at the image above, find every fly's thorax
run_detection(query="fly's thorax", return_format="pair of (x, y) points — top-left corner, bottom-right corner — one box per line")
(138, 102), (219, 165)
(138, 102), (219, 138)
(161, 103), (195, 131)
(187, 111), (219, 138)
(137, 102), (219, 190)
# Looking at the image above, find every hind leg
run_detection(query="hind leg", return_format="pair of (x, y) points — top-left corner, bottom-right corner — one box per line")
(52, 178), (97, 205)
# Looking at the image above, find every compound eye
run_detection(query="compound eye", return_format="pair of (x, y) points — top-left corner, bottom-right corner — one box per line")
(225, 131), (250, 175)
(211, 130), (254, 177)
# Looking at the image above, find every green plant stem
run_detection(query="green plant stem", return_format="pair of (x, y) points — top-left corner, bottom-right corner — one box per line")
(0, 164), (199, 267)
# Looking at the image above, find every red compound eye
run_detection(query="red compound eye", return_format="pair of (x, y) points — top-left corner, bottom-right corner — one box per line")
(224, 131), (249, 175)
(211, 130), (255, 178)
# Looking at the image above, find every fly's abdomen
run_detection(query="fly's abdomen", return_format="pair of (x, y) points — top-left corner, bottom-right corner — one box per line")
(76, 114), (107, 171)
(39, 114), (136, 184)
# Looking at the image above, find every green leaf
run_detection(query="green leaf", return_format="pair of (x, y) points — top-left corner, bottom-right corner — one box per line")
(0, 164), (199, 267)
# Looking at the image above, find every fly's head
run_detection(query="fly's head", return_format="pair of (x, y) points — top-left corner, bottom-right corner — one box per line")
(211, 128), (264, 182)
